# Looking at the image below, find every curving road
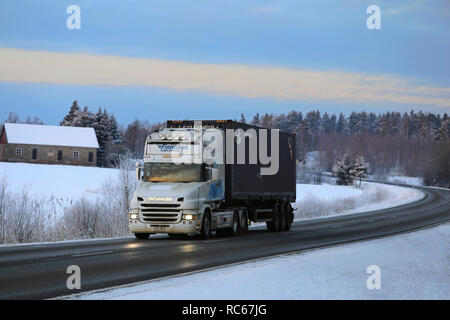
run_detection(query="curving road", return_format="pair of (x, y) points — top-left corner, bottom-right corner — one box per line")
(0, 184), (448, 299)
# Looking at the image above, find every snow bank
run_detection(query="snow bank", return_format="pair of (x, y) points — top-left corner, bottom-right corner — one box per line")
(72, 223), (450, 300)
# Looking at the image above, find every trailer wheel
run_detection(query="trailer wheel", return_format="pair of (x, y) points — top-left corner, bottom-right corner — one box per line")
(285, 204), (293, 231)
(134, 233), (150, 240)
(231, 211), (240, 236)
(240, 209), (249, 234)
(280, 205), (288, 231)
(266, 204), (281, 232)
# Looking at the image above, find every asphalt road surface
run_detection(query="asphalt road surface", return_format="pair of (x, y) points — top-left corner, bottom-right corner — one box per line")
(0, 185), (448, 299)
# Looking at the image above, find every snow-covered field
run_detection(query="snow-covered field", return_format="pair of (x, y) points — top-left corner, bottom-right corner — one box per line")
(0, 162), (424, 244)
(0, 162), (424, 223)
(72, 222), (450, 300)
(0, 162), (118, 201)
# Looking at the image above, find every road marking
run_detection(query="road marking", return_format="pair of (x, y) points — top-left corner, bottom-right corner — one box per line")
(72, 251), (114, 257)
(203, 239), (228, 243)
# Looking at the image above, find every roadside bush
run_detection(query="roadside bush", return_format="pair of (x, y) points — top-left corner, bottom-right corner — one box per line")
(295, 184), (391, 219)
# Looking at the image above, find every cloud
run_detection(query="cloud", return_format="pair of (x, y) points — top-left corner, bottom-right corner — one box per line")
(0, 47), (449, 109)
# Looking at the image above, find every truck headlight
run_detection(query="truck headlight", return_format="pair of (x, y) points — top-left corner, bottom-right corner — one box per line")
(182, 214), (197, 220)
(130, 213), (138, 220)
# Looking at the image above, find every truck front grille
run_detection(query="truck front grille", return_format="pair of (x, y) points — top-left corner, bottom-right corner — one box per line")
(139, 202), (181, 223)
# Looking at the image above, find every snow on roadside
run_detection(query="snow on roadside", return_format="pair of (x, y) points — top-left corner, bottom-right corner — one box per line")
(294, 182), (424, 220)
(71, 222), (450, 300)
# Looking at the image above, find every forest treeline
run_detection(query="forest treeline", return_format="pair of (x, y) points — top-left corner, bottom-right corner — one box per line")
(243, 110), (450, 187)
(3, 102), (449, 187)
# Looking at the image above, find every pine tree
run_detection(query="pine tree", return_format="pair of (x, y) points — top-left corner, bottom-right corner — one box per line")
(260, 113), (274, 128)
(336, 113), (348, 134)
(239, 113), (246, 124)
(93, 108), (111, 166)
(322, 112), (331, 133)
(60, 101), (81, 126)
(68, 106), (95, 128)
(250, 113), (260, 126)
(436, 119), (450, 141)
(108, 114), (122, 144)
(368, 112), (378, 134)
(332, 154), (353, 185)
(351, 155), (369, 188)
(348, 111), (358, 134)
(329, 114), (337, 133)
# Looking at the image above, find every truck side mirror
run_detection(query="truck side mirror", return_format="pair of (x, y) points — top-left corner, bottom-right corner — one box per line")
(135, 162), (142, 181)
(210, 168), (219, 181)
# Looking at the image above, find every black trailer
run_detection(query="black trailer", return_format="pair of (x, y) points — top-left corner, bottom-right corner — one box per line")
(167, 120), (296, 232)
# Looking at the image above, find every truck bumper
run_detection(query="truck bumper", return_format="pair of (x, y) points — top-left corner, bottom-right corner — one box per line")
(128, 220), (200, 235)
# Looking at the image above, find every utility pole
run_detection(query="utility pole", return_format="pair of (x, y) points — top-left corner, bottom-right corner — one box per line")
(0, 174), (7, 244)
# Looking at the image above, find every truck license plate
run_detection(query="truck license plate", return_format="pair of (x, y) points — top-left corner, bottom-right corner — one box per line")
(155, 226), (167, 232)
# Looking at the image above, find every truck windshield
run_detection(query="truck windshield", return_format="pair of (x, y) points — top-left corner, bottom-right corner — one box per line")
(143, 163), (203, 182)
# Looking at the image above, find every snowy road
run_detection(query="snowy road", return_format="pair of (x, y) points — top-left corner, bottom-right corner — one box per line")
(0, 185), (448, 299)
(74, 222), (450, 300)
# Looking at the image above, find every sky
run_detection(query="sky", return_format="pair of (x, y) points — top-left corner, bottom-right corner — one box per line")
(0, 0), (449, 126)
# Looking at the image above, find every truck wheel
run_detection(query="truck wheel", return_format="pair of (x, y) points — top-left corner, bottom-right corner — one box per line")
(240, 209), (248, 234)
(231, 211), (240, 236)
(201, 212), (211, 239)
(280, 205), (288, 231)
(266, 204), (281, 232)
(285, 205), (293, 231)
(134, 233), (150, 240)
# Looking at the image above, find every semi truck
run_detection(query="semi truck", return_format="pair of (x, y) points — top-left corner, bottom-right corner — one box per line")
(128, 120), (296, 239)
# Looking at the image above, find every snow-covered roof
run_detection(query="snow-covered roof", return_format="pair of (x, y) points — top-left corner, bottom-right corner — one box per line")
(3, 123), (99, 148)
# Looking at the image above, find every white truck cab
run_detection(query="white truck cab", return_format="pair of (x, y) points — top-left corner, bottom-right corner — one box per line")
(128, 126), (230, 239)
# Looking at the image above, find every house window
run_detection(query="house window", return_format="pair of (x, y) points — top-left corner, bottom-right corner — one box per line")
(48, 150), (55, 157)
(88, 152), (94, 163)
(16, 148), (22, 156)
(73, 151), (79, 160)
(32, 149), (38, 160)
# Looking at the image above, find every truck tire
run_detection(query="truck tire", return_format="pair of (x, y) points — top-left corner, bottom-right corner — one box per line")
(266, 204), (281, 232)
(231, 211), (240, 236)
(201, 212), (211, 239)
(280, 205), (288, 231)
(240, 209), (249, 234)
(285, 204), (293, 231)
(134, 233), (150, 240)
